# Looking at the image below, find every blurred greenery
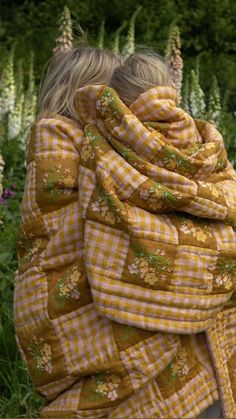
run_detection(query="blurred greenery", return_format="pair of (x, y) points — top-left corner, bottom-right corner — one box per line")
(0, 136), (46, 417)
(0, 1), (235, 417)
(0, 0), (235, 109)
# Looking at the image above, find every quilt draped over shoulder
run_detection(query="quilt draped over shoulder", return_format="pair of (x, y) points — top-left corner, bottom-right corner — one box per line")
(14, 85), (236, 418)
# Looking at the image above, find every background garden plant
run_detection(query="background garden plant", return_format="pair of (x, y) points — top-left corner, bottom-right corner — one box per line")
(0, 1), (235, 417)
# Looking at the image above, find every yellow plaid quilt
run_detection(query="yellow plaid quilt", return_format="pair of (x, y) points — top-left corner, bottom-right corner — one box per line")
(14, 85), (236, 418)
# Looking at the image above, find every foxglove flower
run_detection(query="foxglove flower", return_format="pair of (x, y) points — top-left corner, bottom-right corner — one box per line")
(97, 20), (105, 49)
(21, 52), (37, 149)
(112, 21), (127, 54)
(53, 6), (73, 53)
(0, 153), (4, 197)
(0, 48), (16, 119)
(190, 69), (206, 119)
(122, 7), (142, 59)
(208, 75), (221, 127)
(165, 26), (183, 99)
(8, 60), (24, 139)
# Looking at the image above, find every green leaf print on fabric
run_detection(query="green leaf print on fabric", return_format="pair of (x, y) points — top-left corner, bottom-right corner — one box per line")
(128, 242), (172, 285)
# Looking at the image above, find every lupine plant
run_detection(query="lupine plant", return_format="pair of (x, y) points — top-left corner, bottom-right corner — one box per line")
(0, 152), (4, 198)
(121, 6), (142, 59)
(8, 60), (24, 140)
(53, 5), (73, 53)
(112, 21), (127, 54)
(97, 20), (105, 49)
(21, 52), (37, 146)
(0, 6), (236, 419)
(189, 69), (206, 119)
(181, 74), (190, 113)
(165, 26), (183, 99)
(208, 75), (221, 127)
(0, 48), (15, 120)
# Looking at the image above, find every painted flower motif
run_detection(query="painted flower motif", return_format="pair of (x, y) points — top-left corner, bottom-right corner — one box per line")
(215, 274), (233, 290)
(132, 161), (145, 169)
(92, 373), (121, 401)
(128, 248), (172, 285)
(63, 188), (73, 196)
(139, 186), (163, 210)
(19, 236), (43, 263)
(165, 159), (177, 171)
(139, 189), (150, 200)
(149, 198), (163, 210)
(162, 147), (196, 177)
(28, 336), (53, 376)
(107, 389), (118, 401)
(96, 91), (122, 123)
(139, 183), (180, 210)
(96, 92), (114, 116)
(169, 346), (189, 380)
(179, 218), (209, 243)
(216, 159), (226, 171)
(91, 199), (116, 224)
(185, 143), (203, 157)
(205, 143), (216, 150)
(81, 147), (92, 161)
(91, 188), (125, 224)
(210, 186), (220, 199)
(56, 265), (82, 305)
(128, 264), (139, 274)
(81, 136), (95, 162)
(145, 272), (158, 285)
(97, 383), (108, 395)
(200, 182), (221, 199)
(120, 325), (137, 340)
(195, 229), (208, 242)
(154, 160), (165, 167)
(101, 95), (113, 107)
(64, 174), (75, 188)
(42, 165), (75, 202)
(210, 257), (236, 291)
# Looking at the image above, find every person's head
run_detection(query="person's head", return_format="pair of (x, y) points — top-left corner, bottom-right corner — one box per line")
(110, 52), (173, 105)
(38, 46), (122, 120)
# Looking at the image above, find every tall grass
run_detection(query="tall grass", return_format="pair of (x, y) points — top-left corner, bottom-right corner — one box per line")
(0, 137), (45, 418)
(0, 8), (235, 417)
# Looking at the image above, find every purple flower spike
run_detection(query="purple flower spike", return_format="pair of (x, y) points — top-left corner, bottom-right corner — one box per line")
(2, 188), (16, 199)
(2, 190), (9, 199)
(8, 190), (16, 197)
(0, 197), (8, 206)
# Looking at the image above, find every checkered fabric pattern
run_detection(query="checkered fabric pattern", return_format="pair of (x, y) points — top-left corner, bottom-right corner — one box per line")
(14, 86), (236, 418)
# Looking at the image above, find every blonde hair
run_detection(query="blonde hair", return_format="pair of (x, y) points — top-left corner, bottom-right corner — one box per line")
(38, 46), (122, 120)
(110, 52), (173, 105)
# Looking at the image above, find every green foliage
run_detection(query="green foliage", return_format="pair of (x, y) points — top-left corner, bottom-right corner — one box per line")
(54, 5), (73, 53)
(0, 305), (45, 418)
(0, 2), (235, 417)
(181, 73), (190, 112)
(0, 134), (45, 417)
(208, 75), (221, 126)
(22, 51), (37, 139)
(219, 112), (236, 166)
(165, 25), (183, 96)
(0, 0), (234, 109)
(97, 20), (105, 48)
(0, 48), (15, 118)
(189, 69), (206, 119)
(112, 21), (127, 54)
(122, 6), (142, 58)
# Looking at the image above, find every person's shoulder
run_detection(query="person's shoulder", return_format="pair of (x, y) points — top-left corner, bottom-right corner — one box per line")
(35, 112), (83, 134)
(27, 113), (84, 161)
